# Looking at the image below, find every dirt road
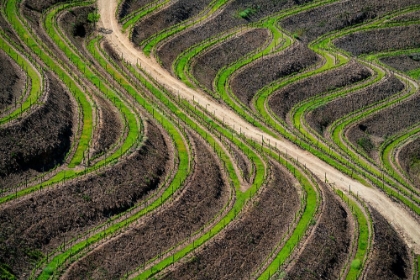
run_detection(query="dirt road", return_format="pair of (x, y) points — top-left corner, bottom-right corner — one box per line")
(97, 0), (420, 253)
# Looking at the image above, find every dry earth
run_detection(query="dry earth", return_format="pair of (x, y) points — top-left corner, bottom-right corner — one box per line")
(98, 0), (420, 254)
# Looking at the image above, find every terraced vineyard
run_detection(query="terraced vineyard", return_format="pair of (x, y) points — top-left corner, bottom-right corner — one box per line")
(1, 0), (420, 279)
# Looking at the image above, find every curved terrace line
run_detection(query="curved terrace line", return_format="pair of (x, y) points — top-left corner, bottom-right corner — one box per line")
(98, 0), (420, 254)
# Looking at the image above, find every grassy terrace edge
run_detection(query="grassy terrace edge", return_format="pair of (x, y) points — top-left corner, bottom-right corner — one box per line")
(0, 32), (43, 125)
(36, 39), (192, 279)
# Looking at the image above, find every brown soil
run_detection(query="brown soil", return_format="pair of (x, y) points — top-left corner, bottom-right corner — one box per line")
(103, 40), (121, 62)
(22, 1), (93, 89)
(92, 95), (122, 158)
(334, 25), (420, 56)
(62, 11), (126, 160)
(285, 186), (352, 280)
(307, 75), (404, 135)
(347, 94), (420, 158)
(0, 74), (73, 190)
(23, 0), (108, 163)
(364, 208), (411, 280)
(269, 60), (371, 121)
(392, 10), (420, 22)
(154, 0), (311, 71)
(0, 11), (23, 45)
(192, 28), (269, 90)
(0, 50), (26, 112)
(24, 0), (66, 13)
(160, 161), (299, 280)
(226, 139), (252, 183)
(381, 54), (420, 73)
(118, 0), (154, 20)
(280, 0), (419, 43)
(60, 8), (122, 157)
(64, 132), (229, 280)
(0, 121), (170, 278)
(101, 0), (420, 261)
(132, 0), (214, 44)
(60, 6), (96, 51)
(398, 138), (420, 187)
(230, 43), (320, 106)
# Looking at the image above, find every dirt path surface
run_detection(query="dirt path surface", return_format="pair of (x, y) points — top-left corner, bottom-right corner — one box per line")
(97, 0), (420, 253)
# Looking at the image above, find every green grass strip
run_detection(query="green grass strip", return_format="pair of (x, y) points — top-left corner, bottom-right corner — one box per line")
(407, 68), (420, 80)
(210, 2), (366, 184)
(113, 58), (275, 280)
(121, 0), (169, 33)
(417, 255), (420, 280)
(4, 0), (93, 168)
(260, 8), (420, 215)
(177, 3), (373, 197)
(127, 50), (317, 280)
(335, 190), (371, 280)
(216, 19), (291, 123)
(96, 33), (264, 266)
(174, 32), (231, 91)
(291, 62), (381, 178)
(329, 72), (420, 207)
(0, 1), (141, 205)
(0, 33), (43, 124)
(361, 48), (420, 186)
(290, 64), (415, 201)
(380, 124), (420, 187)
(37, 44), (193, 280)
(174, 21), (283, 100)
(121, 59), (247, 190)
(0, 263), (15, 280)
(142, 0), (231, 55)
(257, 149), (319, 279)
(254, 8), (416, 192)
(80, 40), (264, 278)
(45, 1), (140, 161)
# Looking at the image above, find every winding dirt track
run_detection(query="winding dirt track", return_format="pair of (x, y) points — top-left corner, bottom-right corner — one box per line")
(98, 0), (420, 253)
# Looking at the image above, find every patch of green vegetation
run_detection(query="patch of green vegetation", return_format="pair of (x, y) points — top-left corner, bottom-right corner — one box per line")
(82, 194), (91, 202)
(310, 218), (316, 226)
(87, 11), (100, 23)
(350, 259), (361, 270)
(0, 263), (16, 280)
(142, 0), (232, 55)
(121, 0), (168, 32)
(292, 28), (306, 40)
(1, 0), (96, 204)
(408, 155), (420, 181)
(42, 266), (54, 276)
(417, 255), (420, 280)
(238, 7), (258, 19)
(336, 190), (370, 280)
(0, 35), (43, 125)
(25, 249), (44, 262)
(409, 53), (420, 61)
(357, 136), (374, 153)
